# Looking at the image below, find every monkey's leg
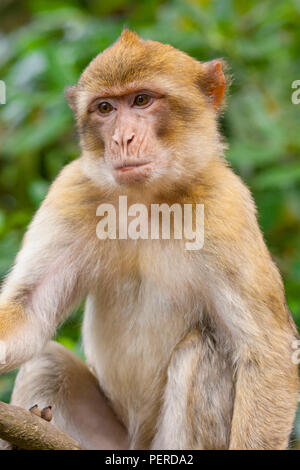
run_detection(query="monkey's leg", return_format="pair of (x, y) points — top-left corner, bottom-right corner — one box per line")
(10, 341), (129, 450)
(151, 329), (234, 450)
(229, 339), (299, 450)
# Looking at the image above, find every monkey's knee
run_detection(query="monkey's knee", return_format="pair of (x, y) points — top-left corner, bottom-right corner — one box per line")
(11, 341), (129, 450)
(11, 341), (89, 412)
(11, 341), (96, 439)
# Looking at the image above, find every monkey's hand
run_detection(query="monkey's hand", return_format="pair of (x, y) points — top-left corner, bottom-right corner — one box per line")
(0, 302), (27, 373)
(0, 200), (90, 374)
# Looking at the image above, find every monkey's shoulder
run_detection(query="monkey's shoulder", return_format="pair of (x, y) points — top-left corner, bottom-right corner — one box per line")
(43, 158), (104, 225)
(190, 164), (257, 232)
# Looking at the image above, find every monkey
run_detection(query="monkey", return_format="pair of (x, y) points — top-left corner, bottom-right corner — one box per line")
(0, 29), (298, 450)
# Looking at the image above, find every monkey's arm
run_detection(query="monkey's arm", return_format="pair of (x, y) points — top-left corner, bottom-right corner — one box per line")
(0, 190), (92, 373)
(205, 174), (299, 449)
(228, 270), (298, 446)
(229, 329), (298, 450)
(225, 273), (299, 449)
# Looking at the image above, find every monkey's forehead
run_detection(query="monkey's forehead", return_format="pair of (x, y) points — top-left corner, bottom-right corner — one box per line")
(77, 30), (201, 92)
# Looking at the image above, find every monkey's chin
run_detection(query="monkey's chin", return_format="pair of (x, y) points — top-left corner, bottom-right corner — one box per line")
(113, 163), (153, 185)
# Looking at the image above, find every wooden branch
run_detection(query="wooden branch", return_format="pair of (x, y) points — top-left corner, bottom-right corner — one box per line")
(0, 401), (83, 450)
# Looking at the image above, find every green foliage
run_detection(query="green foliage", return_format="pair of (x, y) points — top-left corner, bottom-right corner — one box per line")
(0, 0), (299, 435)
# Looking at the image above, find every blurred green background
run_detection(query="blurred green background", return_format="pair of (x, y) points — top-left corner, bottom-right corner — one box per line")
(0, 0), (299, 445)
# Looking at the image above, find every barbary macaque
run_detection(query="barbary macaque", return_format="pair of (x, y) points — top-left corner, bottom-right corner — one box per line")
(0, 30), (299, 450)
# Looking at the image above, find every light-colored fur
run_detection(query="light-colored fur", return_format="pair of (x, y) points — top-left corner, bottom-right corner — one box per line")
(1, 31), (299, 449)
(11, 341), (128, 450)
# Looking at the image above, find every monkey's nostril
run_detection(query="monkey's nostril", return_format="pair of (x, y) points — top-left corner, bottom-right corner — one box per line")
(112, 134), (119, 146)
(127, 133), (135, 145)
(112, 133), (135, 148)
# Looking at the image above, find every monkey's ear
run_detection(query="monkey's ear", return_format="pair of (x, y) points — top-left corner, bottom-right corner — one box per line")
(65, 85), (77, 111)
(198, 60), (228, 109)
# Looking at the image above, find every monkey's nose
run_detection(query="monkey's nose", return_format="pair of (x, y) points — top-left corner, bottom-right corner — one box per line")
(112, 132), (135, 149)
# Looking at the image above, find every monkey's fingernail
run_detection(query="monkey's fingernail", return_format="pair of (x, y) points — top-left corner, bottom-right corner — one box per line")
(41, 406), (53, 422)
(29, 404), (42, 418)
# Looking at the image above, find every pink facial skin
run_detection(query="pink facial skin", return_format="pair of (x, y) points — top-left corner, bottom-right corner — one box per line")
(87, 90), (167, 185)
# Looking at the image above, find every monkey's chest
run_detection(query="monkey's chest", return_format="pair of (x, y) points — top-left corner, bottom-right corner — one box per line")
(83, 244), (202, 442)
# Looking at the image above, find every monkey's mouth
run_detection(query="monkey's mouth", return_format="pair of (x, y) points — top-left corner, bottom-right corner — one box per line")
(112, 160), (153, 183)
(114, 161), (151, 172)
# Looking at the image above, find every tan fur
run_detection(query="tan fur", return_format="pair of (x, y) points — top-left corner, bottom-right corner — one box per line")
(0, 302), (24, 339)
(0, 31), (298, 449)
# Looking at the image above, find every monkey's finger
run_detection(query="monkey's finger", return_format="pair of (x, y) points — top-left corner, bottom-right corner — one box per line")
(29, 404), (42, 418)
(41, 406), (53, 422)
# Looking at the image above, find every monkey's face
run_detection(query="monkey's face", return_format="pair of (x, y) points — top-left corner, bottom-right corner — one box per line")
(84, 88), (172, 185)
(66, 30), (226, 192)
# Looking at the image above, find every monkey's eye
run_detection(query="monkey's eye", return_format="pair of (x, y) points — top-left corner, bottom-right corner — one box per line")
(134, 94), (151, 107)
(97, 102), (113, 114)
